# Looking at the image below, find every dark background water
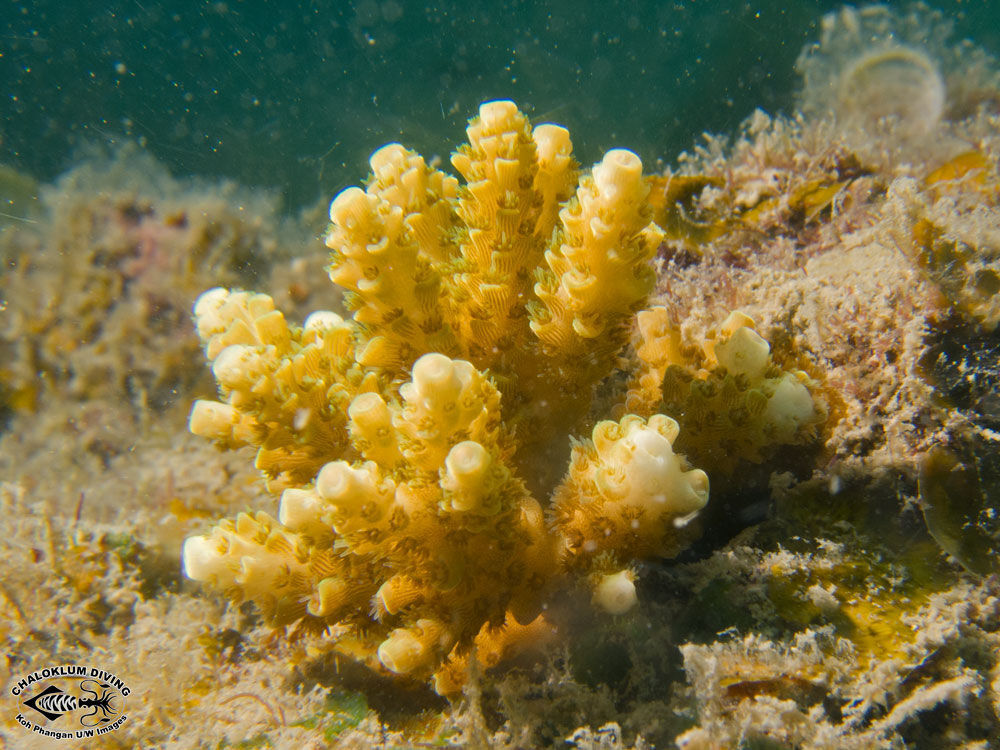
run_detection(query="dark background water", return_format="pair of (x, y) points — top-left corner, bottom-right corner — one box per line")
(3, 0), (998, 210)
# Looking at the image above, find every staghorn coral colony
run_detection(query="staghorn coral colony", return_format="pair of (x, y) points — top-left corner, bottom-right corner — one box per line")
(181, 99), (825, 694)
(4, 3), (1000, 748)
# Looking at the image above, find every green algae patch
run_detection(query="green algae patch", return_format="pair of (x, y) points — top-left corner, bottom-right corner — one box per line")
(758, 475), (967, 671)
(216, 733), (272, 750)
(289, 689), (368, 741)
(764, 528), (958, 670)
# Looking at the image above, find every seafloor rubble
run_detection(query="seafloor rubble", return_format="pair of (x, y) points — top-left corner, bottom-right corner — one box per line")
(2, 3), (1000, 748)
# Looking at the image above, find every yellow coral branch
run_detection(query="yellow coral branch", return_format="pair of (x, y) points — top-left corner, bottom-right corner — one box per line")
(530, 149), (664, 364)
(552, 413), (709, 581)
(189, 288), (369, 489)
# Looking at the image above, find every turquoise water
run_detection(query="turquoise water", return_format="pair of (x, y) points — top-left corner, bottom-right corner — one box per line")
(4, 1), (997, 208)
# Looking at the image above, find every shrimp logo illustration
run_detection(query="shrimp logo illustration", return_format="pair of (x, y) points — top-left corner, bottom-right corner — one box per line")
(23, 681), (120, 725)
(11, 665), (130, 740)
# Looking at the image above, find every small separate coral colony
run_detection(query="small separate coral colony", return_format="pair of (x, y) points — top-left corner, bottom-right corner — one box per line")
(3, 3), (1000, 748)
